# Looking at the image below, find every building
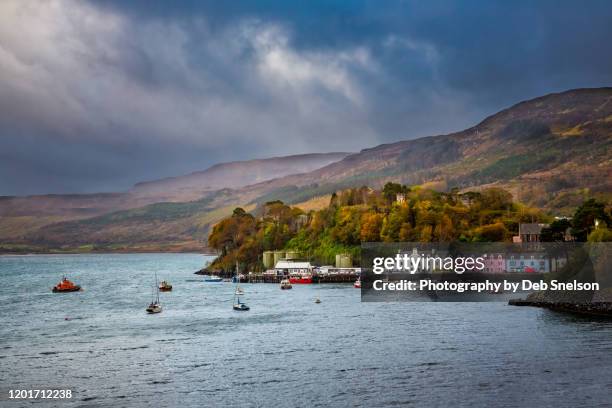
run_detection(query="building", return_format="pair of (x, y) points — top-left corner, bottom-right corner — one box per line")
(274, 260), (314, 277)
(483, 254), (505, 274)
(317, 266), (361, 276)
(506, 253), (549, 273)
(514, 223), (549, 243)
(396, 193), (406, 204)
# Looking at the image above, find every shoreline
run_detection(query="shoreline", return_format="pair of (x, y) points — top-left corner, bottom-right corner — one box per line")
(0, 251), (218, 256)
(509, 299), (612, 317)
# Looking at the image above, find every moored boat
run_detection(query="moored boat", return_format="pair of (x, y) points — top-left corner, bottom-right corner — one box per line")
(354, 278), (361, 288)
(232, 263), (249, 311)
(233, 299), (250, 311)
(280, 279), (292, 290)
(159, 280), (172, 291)
(146, 274), (162, 314)
(52, 277), (81, 293)
(288, 273), (312, 284)
(204, 275), (223, 282)
(146, 301), (162, 314)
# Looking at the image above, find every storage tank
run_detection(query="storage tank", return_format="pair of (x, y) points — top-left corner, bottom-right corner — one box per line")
(285, 251), (300, 260)
(273, 251), (286, 266)
(336, 253), (353, 268)
(263, 251), (274, 269)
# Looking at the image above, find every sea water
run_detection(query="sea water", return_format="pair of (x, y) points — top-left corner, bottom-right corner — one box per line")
(1, 253), (611, 407)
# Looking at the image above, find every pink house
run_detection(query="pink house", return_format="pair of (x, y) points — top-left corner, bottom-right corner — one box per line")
(484, 254), (505, 274)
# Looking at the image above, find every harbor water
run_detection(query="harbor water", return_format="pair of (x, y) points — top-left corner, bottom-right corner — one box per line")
(1, 253), (611, 407)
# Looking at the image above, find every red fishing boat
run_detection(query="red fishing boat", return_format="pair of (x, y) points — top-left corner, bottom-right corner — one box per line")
(52, 277), (81, 293)
(288, 273), (313, 284)
(354, 278), (361, 288)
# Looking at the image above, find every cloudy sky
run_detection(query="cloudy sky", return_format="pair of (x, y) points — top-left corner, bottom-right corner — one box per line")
(1, 0), (612, 195)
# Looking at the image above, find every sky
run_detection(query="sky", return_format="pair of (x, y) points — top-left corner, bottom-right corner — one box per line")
(1, 0), (612, 196)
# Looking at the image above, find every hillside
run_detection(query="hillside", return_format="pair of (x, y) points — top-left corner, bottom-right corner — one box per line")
(246, 88), (612, 209)
(130, 152), (350, 202)
(2, 88), (611, 252)
(0, 153), (348, 249)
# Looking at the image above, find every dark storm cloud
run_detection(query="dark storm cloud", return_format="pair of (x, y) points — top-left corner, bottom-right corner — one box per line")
(1, 0), (612, 195)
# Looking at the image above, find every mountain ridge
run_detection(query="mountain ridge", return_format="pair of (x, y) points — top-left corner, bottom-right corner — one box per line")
(2, 87), (611, 252)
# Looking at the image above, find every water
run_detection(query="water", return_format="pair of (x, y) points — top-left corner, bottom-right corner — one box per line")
(1, 254), (611, 407)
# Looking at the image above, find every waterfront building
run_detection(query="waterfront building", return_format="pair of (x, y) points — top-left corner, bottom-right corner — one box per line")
(506, 253), (549, 273)
(317, 266), (361, 276)
(274, 260), (314, 276)
(483, 254), (505, 273)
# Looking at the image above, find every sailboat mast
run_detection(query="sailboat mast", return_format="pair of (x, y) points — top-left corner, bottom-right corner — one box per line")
(154, 272), (159, 303)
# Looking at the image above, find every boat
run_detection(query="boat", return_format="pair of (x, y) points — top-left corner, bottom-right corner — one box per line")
(280, 279), (292, 290)
(146, 301), (162, 314)
(354, 278), (361, 288)
(233, 298), (250, 311)
(288, 272), (313, 284)
(52, 276), (81, 293)
(204, 275), (223, 282)
(159, 280), (172, 291)
(232, 262), (249, 311)
(314, 297), (321, 304)
(146, 274), (162, 314)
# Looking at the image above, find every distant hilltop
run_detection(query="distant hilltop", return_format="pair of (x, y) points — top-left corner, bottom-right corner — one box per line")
(1, 87), (611, 253)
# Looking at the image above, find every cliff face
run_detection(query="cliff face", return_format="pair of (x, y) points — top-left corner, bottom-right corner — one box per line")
(2, 88), (611, 251)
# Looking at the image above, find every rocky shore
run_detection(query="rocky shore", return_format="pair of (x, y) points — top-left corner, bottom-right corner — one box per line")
(509, 298), (612, 317)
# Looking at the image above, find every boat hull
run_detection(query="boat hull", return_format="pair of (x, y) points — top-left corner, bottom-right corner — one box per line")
(52, 286), (81, 293)
(289, 277), (312, 284)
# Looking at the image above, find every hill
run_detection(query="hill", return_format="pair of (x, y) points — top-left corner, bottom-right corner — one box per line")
(249, 88), (612, 210)
(0, 153), (348, 250)
(2, 88), (611, 252)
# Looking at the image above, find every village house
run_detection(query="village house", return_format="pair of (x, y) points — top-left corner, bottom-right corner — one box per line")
(513, 223), (550, 243)
(483, 254), (505, 274)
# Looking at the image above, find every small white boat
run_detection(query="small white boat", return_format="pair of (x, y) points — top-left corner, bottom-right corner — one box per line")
(146, 302), (162, 314)
(314, 297), (321, 304)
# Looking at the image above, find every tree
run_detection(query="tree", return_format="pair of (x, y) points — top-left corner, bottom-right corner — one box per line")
(588, 228), (612, 242)
(360, 213), (383, 242)
(474, 223), (508, 242)
(382, 182), (407, 203)
(540, 219), (571, 242)
(571, 199), (610, 241)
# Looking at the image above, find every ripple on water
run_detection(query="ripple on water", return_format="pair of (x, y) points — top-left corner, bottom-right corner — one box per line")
(1, 253), (611, 408)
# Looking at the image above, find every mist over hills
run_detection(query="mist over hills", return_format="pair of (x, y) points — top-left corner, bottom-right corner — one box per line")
(1, 88), (611, 252)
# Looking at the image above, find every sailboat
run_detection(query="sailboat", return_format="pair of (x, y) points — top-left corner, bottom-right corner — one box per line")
(233, 262), (249, 311)
(234, 262), (244, 295)
(314, 274), (321, 303)
(146, 273), (162, 314)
